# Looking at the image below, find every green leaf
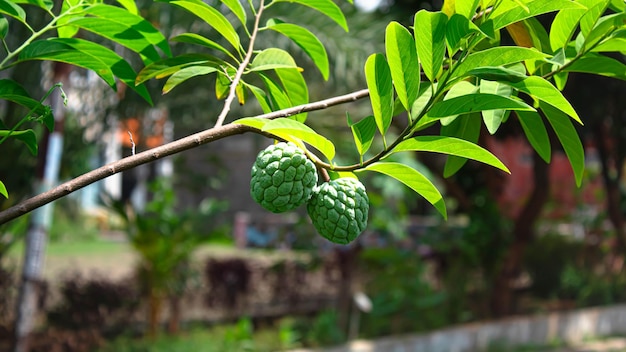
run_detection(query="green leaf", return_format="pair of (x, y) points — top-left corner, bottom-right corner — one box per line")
(593, 37), (626, 53)
(171, 0), (240, 50)
(0, 0), (27, 25)
(563, 53), (626, 81)
(609, 0), (625, 11)
(235, 81), (247, 105)
(414, 10), (448, 82)
(582, 13), (626, 51)
(523, 17), (551, 55)
(385, 21), (420, 111)
(0, 17), (8, 39)
(445, 13), (484, 52)
(394, 136), (509, 173)
(0, 180), (7, 199)
(220, 0), (246, 26)
(273, 0), (348, 32)
(162, 66), (218, 94)
(549, 7), (587, 51)
(454, 47), (548, 79)
(491, 0), (586, 30)
(441, 114), (481, 177)
(541, 102), (584, 186)
(244, 84), (273, 114)
(263, 118), (335, 161)
(259, 73), (292, 114)
(266, 20), (329, 80)
(480, 79), (513, 134)
(170, 33), (236, 60)
(233, 116), (269, 130)
(465, 66), (528, 83)
(456, 0), (480, 18)
(215, 71), (231, 100)
(348, 114), (376, 156)
(20, 38), (152, 104)
(276, 68), (309, 122)
(364, 53), (394, 137)
(427, 93), (534, 118)
(249, 48), (300, 72)
(136, 54), (224, 84)
(14, 0), (52, 9)
(516, 110), (551, 163)
(0, 79), (48, 115)
(505, 76), (581, 123)
(579, 0), (610, 39)
(362, 162), (447, 219)
(115, 0), (139, 14)
(73, 4), (172, 60)
(0, 129), (37, 155)
(67, 18), (161, 64)
(440, 81), (478, 125)
(411, 83), (434, 122)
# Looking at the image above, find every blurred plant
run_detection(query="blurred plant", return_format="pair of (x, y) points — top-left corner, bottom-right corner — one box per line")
(110, 177), (228, 337)
(524, 234), (584, 299)
(0, 214), (28, 262)
(358, 248), (447, 337)
(293, 309), (345, 347)
(421, 191), (512, 319)
(560, 265), (626, 307)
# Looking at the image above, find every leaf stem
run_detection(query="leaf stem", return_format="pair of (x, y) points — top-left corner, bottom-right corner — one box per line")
(0, 83), (62, 145)
(214, 0), (264, 127)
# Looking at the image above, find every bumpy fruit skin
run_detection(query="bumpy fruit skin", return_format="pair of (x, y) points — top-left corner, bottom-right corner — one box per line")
(307, 178), (369, 244)
(250, 142), (318, 213)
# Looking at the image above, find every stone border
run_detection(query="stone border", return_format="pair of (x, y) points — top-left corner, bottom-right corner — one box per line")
(292, 304), (626, 352)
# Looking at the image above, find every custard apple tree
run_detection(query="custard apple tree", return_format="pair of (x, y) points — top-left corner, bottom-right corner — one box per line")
(1, 0), (625, 242)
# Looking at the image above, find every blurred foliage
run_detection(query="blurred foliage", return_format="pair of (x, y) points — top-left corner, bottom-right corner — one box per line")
(524, 233), (626, 307)
(524, 234), (585, 299)
(358, 248), (448, 337)
(47, 197), (100, 243)
(97, 318), (297, 352)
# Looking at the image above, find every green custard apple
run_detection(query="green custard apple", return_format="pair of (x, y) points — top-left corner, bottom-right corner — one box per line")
(307, 177), (369, 244)
(250, 142), (318, 213)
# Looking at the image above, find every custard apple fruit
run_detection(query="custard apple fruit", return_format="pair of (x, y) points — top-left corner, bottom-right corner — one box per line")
(250, 142), (318, 213)
(307, 178), (369, 244)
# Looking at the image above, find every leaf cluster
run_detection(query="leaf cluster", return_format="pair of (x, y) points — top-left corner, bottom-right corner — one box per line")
(0, 0), (625, 224)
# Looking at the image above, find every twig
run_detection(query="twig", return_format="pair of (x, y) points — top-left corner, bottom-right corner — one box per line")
(128, 131), (136, 156)
(214, 0), (264, 128)
(0, 89), (370, 224)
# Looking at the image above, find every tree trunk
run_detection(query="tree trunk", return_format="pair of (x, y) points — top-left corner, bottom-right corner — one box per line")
(167, 295), (181, 335)
(148, 289), (163, 337)
(13, 63), (70, 352)
(593, 122), (626, 253)
(335, 245), (360, 335)
(491, 151), (549, 316)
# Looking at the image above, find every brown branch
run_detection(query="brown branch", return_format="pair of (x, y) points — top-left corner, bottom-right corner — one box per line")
(0, 89), (370, 225)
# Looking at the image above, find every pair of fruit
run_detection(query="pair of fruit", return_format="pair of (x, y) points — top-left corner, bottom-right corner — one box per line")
(250, 142), (369, 244)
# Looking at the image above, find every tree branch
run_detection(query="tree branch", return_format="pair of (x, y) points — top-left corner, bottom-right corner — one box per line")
(0, 88), (370, 225)
(214, 0), (264, 128)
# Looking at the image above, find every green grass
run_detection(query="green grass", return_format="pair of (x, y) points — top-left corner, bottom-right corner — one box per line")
(97, 319), (300, 352)
(8, 238), (131, 258)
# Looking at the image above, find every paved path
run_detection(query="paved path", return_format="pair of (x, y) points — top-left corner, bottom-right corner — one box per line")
(548, 337), (626, 352)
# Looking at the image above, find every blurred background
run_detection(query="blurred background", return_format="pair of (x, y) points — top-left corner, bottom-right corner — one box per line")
(1, 0), (626, 351)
